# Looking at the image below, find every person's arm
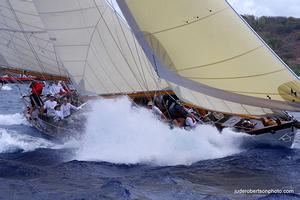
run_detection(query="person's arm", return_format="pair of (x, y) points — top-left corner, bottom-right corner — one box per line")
(43, 101), (48, 109)
(69, 103), (79, 111)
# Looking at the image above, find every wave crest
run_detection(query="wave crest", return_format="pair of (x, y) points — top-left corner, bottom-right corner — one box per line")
(76, 97), (247, 166)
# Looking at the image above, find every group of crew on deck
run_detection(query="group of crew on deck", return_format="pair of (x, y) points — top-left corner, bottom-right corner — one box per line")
(142, 94), (284, 130)
(27, 80), (81, 123)
(140, 95), (203, 129)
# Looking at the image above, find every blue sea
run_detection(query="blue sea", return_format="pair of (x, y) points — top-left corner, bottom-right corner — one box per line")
(0, 84), (299, 200)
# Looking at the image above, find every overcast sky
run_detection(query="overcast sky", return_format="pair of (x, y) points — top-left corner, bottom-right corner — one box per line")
(227, 0), (300, 18)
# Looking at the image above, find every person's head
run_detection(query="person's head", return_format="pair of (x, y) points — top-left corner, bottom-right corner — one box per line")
(50, 95), (56, 101)
(147, 101), (153, 108)
(187, 113), (194, 118)
(54, 105), (61, 111)
(62, 98), (68, 105)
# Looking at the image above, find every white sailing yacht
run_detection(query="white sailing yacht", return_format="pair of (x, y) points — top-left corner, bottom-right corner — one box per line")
(0, 0), (299, 147)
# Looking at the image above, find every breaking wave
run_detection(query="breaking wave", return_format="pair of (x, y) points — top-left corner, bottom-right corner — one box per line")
(76, 97), (248, 166)
(0, 113), (28, 126)
(292, 131), (300, 149)
(0, 128), (58, 153)
(0, 85), (12, 91)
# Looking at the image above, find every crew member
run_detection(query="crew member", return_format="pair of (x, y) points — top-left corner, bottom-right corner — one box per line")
(53, 104), (64, 122)
(49, 81), (66, 97)
(185, 113), (197, 128)
(43, 95), (57, 116)
(29, 81), (44, 108)
(60, 98), (80, 118)
(147, 101), (166, 120)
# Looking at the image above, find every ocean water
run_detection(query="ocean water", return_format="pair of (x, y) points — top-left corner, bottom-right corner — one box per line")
(0, 84), (299, 200)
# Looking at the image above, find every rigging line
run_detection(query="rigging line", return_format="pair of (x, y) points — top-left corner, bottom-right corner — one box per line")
(0, 49), (44, 69)
(0, 11), (26, 68)
(93, 0), (145, 91)
(131, 32), (149, 91)
(7, 0), (48, 82)
(140, 48), (165, 90)
(73, 1), (132, 92)
(0, 4), (39, 16)
(94, 26), (134, 91)
(90, 43), (122, 92)
(186, 69), (286, 80)
(0, 30), (56, 55)
(84, 71), (102, 94)
(86, 62), (109, 93)
(222, 100), (233, 114)
(151, 7), (229, 35)
(0, 32), (56, 56)
(0, 42), (43, 67)
(0, 42), (59, 71)
(0, 39), (60, 64)
(177, 46), (263, 72)
(53, 46), (62, 77)
(109, 0), (148, 89)
(240, 104), (252, 115)
(73, 0), (92, 79)
(0, 21), (54, 43)
(0, 12), (45, 31)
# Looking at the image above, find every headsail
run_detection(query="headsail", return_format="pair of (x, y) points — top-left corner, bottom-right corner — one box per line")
(0, 0), (67, 79)
(32, 0), (167, 95)
(117, 0), (300, 114)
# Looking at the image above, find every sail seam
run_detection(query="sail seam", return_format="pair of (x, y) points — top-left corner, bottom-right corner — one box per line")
(150, 7), (229, 35)
(0, 22), (54, 42)
(37, 6), (100, 15)
(0, 31), (56, 54)
(0, 40), (59, 64)
(186, 69), (285, 80)
(177, 46), (263, 72)
(0, 4), (39, 16)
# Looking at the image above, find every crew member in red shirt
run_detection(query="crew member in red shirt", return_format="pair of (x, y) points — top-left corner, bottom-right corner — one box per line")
(29, 81), (44, 107)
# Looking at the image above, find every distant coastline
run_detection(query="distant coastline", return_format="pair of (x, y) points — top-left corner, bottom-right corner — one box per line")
(243, 15), (300, 74)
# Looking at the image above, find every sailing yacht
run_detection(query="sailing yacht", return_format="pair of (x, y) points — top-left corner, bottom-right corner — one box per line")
(0, 0), (299, 147)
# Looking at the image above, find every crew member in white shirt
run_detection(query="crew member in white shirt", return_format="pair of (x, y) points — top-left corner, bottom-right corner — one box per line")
(147, 101), (166, 120)
(43, 96), (57, 116)
(49, 81), (66, 97)
(53, 105), (64, 122)
(185, 113), (197, 128)
(60, 98), (80, 118)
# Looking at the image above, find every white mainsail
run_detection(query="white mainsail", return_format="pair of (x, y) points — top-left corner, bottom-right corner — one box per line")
(0, 0), (66, 77)
(32, 0), (167, 95)
(116, 0), (300, 114)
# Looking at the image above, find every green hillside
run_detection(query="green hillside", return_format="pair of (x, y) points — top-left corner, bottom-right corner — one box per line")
(243, 15), (300, 75)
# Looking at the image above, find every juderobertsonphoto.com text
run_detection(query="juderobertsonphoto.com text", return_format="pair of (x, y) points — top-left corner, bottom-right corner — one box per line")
(234, 188), (295, 194)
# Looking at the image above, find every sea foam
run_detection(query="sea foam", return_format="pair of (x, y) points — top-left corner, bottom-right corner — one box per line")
(0, 85), (12, 91)
(0, 113), (28, 126)
(0, 128), (58, 153)
(76, 97), (248, 166)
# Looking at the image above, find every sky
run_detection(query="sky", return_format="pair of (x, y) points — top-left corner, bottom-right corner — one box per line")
(227, 0), (300, 18)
